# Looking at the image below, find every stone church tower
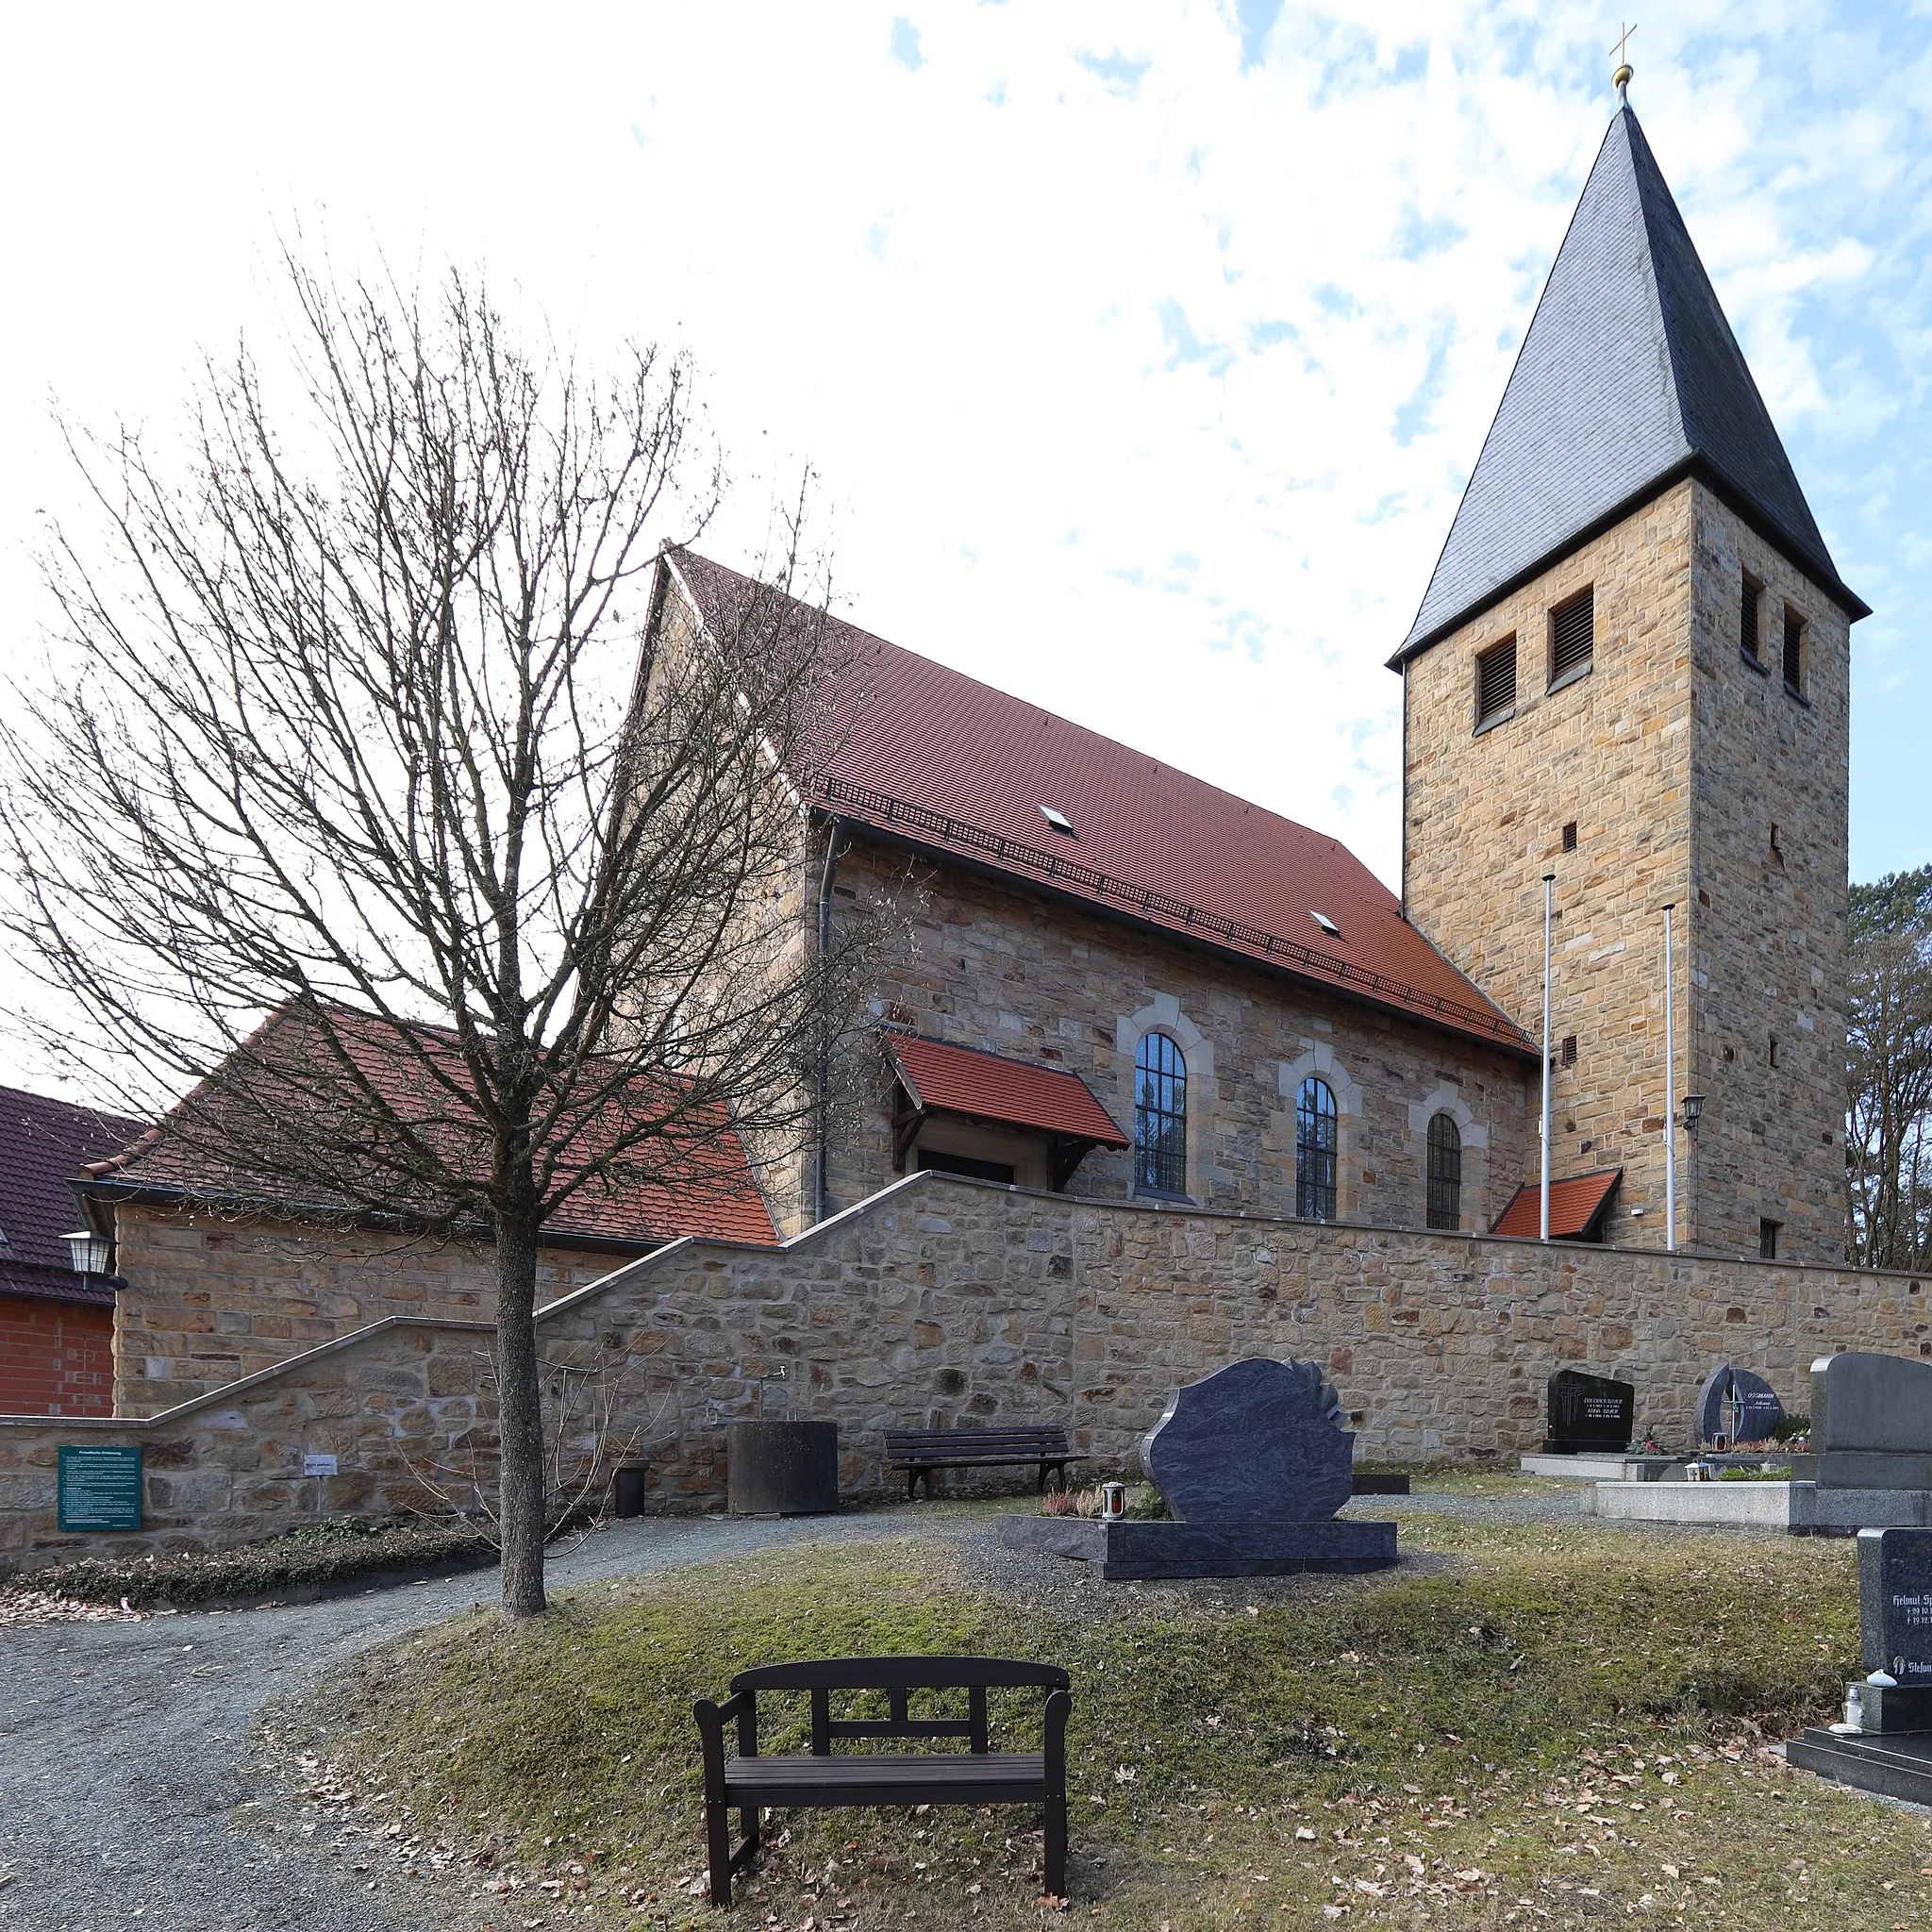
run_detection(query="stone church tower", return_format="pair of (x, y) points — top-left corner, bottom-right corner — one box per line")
(1395, 98), (1866, 1263)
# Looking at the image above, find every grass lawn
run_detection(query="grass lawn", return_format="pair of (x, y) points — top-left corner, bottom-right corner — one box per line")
(273, 1502), (1932, 1931)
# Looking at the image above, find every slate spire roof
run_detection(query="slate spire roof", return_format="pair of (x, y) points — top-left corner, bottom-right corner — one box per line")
(1393, 105), (1865, 664)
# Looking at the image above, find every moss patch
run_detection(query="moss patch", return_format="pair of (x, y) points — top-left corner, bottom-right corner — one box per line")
(275, 1518), (1932, 1931)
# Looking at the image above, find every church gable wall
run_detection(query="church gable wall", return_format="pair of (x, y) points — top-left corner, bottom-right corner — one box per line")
(1403, 483), (1698, 1247)
(1687, 486), (1851, 1262)
(820, 840), (1534, 1236)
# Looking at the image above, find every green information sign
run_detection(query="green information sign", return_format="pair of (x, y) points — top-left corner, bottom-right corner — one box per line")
(57, 1444), (143, 1532)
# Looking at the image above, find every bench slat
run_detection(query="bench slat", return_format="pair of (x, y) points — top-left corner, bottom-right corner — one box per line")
(724, 1752), (1046, 1808)
(886, 1432), (1069, 1446)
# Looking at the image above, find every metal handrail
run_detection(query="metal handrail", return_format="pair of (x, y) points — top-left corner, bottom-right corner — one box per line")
(819, 775), (1532, 1050)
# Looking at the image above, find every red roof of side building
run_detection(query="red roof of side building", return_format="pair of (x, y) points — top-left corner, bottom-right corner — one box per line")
(0, 1083), (146, 1306)
(78, 1007), (778, 1251)
(884, 1034), (1128, 1147)
(666, 552), (1535, 1058)
(1490, 1168), (1624, 1241)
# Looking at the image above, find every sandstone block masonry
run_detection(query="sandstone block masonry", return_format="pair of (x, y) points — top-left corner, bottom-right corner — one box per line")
(9, 1172), (1930, 1576)
(1403, 480), (1851, 1263)
(807, 842), (1537, 1240)
(108, 1205), (627, 1416)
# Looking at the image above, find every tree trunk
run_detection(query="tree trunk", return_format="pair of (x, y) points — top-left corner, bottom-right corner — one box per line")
(494, 1195), (548, 1620)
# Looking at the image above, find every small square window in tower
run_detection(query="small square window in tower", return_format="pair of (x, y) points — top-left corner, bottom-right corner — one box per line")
(1740, 575), (1762, 664)
(1759, 1218), (1781, 1261)
(1474, 637), (1517, 728)
(1561, 821), (1577, 852)
(1549, 587), (1594, 685)
(1783, 607), (1805, 693)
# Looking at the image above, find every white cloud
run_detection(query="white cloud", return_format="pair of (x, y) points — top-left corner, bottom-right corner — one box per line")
(1, 0), (1928, 1097)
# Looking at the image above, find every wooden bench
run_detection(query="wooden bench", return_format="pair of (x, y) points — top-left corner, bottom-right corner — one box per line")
(692, 1655), (1073, 1907)
(884, 1425), (1083, 1499)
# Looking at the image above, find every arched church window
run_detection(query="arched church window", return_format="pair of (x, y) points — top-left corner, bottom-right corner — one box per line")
(1296, 1076), (1338, 1221)
(1133, 1032), (1187, 1196)
(1426, 1111), (1462, 1230)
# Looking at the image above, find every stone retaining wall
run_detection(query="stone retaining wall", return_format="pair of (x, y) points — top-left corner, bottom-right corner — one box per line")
(6, 1172), (1928, 1575)
(109, 1204), (633, 1416)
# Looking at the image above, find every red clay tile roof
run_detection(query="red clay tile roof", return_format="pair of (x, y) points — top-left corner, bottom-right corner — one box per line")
(667, 552), (1534, 1057)
(79, 1008), (777, 1250)
(0, 1084), (144, 1304)
(1490, 1168), (1623, 1241)
(884, 1034), (1128, 1147)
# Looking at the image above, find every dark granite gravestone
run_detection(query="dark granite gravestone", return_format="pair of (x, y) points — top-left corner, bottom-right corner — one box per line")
(1790, 1353), (1932, 1490)
(1543, 1369), (1635, 1454)
(1693, 1365), (1785, 1448)
(1141, 1357), (1355, 1523)
(1861, 1526), (1932, 1687)
(1785, 1526), (1932, 1799)
(996, 1356), (1396, 1579)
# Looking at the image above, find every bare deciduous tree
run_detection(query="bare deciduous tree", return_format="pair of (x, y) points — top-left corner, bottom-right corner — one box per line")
(1847, 866), (1932, 1270)
(0, 256), (891, 1618)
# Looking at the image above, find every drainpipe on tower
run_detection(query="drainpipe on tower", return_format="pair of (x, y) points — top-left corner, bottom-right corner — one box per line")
(814, 818), (849, 1225)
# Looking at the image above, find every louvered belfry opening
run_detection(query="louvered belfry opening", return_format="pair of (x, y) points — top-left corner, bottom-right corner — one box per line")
(1549, 587), (1594, 683)
(1740, 576), (1762, 662)
(1475, 636), (1517, 726)
(1783, 607), (1804, 691)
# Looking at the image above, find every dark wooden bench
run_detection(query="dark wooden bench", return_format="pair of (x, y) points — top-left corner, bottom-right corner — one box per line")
(692, 1655), (1072, 1906)
(885, 1425), (1083, 1499)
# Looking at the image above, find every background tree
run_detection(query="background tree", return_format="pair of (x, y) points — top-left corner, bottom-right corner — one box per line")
(1846, 865), (1932, 1270)
(0, 258), (891, 1618)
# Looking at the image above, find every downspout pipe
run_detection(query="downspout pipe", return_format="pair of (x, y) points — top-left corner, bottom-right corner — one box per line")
(814, 818), (849, 1225)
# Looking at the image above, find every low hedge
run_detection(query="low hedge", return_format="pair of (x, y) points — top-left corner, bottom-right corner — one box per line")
(40, 1515), (494, 1610)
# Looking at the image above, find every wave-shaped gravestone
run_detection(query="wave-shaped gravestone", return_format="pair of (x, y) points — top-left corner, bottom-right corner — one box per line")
(1693, 1365), (1784, 1447)
(1140, 1357), (1353, 1523)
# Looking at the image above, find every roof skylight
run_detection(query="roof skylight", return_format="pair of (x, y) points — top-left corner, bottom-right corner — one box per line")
(1038, 805), (1076, 837)
(1309, 910), (1341, 939)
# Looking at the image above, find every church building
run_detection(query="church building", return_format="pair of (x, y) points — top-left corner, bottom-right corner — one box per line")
(648, 90), (1861, 1267)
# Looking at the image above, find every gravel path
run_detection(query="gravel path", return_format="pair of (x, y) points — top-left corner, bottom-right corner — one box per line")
(0, 1511), (936, 1932)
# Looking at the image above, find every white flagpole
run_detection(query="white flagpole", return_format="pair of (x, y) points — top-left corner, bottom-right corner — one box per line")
(1541, 872), (1555, 1242)
(1663, 903), (1677, 1254)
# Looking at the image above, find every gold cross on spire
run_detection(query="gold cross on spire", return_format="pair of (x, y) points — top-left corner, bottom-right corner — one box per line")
(1610, 21), (1636, 104)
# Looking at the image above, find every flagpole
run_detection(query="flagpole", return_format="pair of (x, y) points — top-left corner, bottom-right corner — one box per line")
(1541, 873), (1555, 1242)
(1663, 903), (1677, 1254)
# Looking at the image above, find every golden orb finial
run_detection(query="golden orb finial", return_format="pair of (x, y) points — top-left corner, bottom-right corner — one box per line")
(1611, 22), (1636, 106)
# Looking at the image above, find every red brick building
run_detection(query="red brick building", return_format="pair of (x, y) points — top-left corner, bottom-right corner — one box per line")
(0, 1085), (143, 1416)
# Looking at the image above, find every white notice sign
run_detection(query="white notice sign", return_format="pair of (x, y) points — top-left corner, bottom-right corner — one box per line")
(303, 1453), (339, 1477)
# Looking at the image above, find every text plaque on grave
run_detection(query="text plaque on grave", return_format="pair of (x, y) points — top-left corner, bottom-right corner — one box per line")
(1859, 1527), (1932, 1684)
(56, 1444), (143, 1532)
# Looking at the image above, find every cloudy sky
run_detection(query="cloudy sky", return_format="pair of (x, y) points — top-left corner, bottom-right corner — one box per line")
(1, 1), (1928, 1094)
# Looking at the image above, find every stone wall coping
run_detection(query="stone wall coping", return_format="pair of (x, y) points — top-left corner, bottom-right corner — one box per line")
(0, 1313), (496, 1431)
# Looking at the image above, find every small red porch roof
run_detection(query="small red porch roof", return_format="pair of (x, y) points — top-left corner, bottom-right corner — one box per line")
(883, 1035), (1128, 1147)
(1491, 1168), (1624, 1241)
